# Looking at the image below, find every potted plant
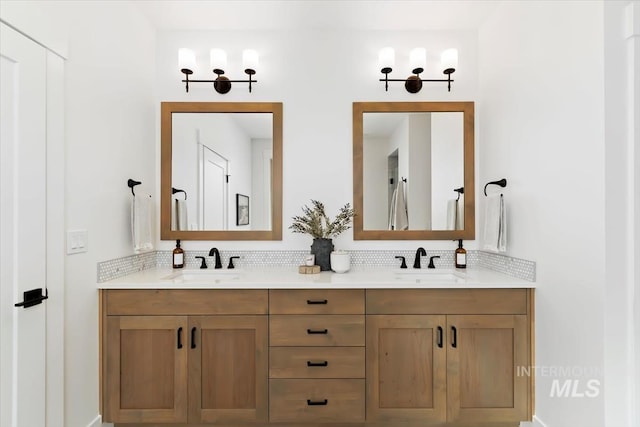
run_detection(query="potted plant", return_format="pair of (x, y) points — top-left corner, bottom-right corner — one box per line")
(290, 200), (355, 271)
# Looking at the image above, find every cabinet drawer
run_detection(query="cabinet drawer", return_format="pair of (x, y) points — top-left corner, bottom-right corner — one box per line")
(270, 347), (365, 379)
(104, 289), (268, 315)
(269, 379), (365, 423)
(270, 315), (365, 346)
(269, 289), (364, 314)
(366, 289), (528, 314)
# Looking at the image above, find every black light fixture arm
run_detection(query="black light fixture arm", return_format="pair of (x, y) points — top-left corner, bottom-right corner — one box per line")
(181, 69), (257, 94)
(379, 69), (454, 93)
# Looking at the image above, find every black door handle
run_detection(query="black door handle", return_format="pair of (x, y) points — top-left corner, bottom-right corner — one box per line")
(437, 326), (443, 348)
(177, 327), (183, 349)
(307, 399), (328, 406)
(307, 329), (328, 334)
(15, 288), (48, 308)
(307, 360), (329, 367)
(306, 299), (328, 305)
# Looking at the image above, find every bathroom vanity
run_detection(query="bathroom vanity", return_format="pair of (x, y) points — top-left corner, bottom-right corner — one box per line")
(99, 268), (534, 427)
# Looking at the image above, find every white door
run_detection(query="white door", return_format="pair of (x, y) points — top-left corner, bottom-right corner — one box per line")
(199, 145), (228, 230)
(1, 24), (49, 427)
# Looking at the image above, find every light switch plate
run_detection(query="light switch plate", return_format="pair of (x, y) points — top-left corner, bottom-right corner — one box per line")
(66, 229), (88, 254)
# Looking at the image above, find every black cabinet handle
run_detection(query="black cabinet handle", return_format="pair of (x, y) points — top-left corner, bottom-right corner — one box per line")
(190, 327), (196, 349)
(437, 326), (443, 348)
(307, 399), (328, 406)
(307, 360), (329, 367)
(307, 329), (328, 334)
(177, 327), (183, 349)
(451, 326), (457, 348)
(306, 299), (328, 305)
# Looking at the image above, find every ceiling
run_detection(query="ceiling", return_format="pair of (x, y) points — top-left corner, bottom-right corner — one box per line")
(132, 0), (501, 31)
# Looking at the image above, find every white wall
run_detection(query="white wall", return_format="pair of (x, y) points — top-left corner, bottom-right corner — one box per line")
(431, 112), (464, 229)
(155, 28), (479, 251)
(604, 2), (639, 426)
(363, 136), (390, 229)
(478, 1), (605, 426)
(62, 3), (156, 426)
(407, 114), (431, 229)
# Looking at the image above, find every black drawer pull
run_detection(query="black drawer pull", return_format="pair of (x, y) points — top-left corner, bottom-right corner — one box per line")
(307, 399), (328, 406)
(190, 327), (197, 349)
(306, 299), (328, 305)
(177, 327), (183, 349)
(307, 328), (328, 335)
(307, 360), (329, 367)
(437, 326), (443, 348)
(451, 326), (458, 348)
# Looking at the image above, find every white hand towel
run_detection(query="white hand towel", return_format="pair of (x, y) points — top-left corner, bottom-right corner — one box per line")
(483, 194), (507, 252)
(446, 199), (458, 230)
(456, 198), (464, 230)
(131, 194), (154, 253)
(388, 188), (397, 230)
(393, 181), (409, 231)
(172, 199), (188, 231)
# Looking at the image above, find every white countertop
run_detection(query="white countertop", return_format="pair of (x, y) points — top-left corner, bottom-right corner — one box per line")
(99, 266), (535, 289)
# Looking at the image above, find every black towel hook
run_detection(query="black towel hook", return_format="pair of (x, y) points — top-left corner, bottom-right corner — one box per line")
(454, 187), (464, 201)
(172, 187), (187, 200)
(483, 178), (507, 196)
(127, 179), (141, 196)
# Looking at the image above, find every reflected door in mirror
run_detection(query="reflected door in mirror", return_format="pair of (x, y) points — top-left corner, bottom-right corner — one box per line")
(363, 112), (464, 231)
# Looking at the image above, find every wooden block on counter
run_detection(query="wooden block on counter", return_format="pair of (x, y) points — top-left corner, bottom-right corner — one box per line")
(298, 265), (321, 274)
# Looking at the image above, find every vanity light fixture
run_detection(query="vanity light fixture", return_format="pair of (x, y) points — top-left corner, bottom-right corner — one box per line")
(179, 48), (258, 94)
(379, 47), (458, 93)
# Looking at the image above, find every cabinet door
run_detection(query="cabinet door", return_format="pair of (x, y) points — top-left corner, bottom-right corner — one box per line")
(447, 314), (529, 422)
(189, 315), (268, 423)
(366, 315), (447, 423)
(104, 316), (188, 423)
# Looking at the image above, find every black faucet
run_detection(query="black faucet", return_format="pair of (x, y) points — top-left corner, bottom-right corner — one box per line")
(413, 247), (426, 269)
(195, 256), (207, 269)
(395, 256), (407, 269)
(227, 256), (240, 269)
(208, 248), (223, 269)
(428, 255), (440, 269)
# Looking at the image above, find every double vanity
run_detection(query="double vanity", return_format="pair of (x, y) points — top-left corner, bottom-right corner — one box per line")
(101, 99), (534, 426)
(99, 267), (534, 427)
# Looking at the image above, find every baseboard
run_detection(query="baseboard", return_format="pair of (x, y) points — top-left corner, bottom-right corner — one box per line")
(86, 414), (103, 427)
(520, 416), (548, 427)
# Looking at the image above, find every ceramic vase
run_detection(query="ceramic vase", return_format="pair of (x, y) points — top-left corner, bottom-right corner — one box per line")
(310, 238), (334, 271)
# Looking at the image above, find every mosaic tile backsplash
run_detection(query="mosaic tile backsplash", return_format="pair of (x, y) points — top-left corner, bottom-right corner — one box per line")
(98, 248), (535, 283)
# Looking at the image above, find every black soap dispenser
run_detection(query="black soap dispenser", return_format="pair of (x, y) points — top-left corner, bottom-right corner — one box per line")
(173, 240), (184, 269)
(455, 239), (467, 269)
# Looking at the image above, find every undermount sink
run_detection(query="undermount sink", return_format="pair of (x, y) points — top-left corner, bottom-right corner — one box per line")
(394, 269), (466, 284)
(162, 269), (241, 282)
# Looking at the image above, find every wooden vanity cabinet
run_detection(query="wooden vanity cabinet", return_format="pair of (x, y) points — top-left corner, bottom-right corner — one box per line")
(101, 289), (268, 425)
(366, 289), (534, 425)
(100, 287), (533, 427)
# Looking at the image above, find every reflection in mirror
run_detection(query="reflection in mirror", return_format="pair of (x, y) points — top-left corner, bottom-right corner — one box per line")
(171, 113), (272, 231)
(353, 102), (474, 240)
(161, 102), (282, 241)
(363, 112), (463, 230)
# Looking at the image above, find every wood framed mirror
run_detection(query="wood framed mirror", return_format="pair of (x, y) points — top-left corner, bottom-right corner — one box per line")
(161, 102), (283, 240)
(353, 101), (474, 240)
